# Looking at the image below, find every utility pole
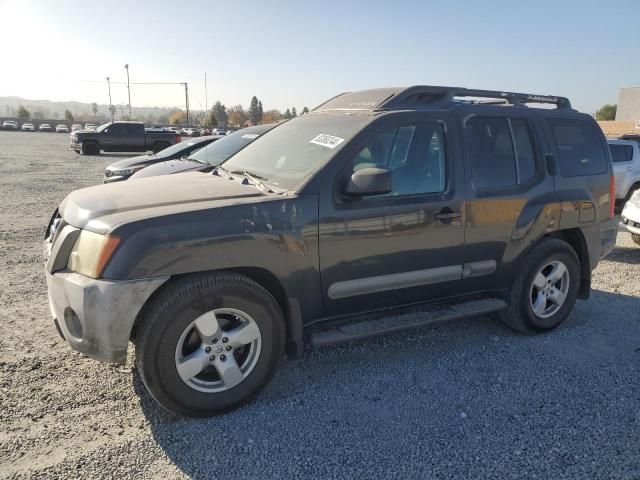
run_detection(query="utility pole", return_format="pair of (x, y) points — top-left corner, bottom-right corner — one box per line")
(184, 82), (189, 125)
(124, 64), (132, 118)
(106, 76), (113, 121)
(204, 72), (208, 124)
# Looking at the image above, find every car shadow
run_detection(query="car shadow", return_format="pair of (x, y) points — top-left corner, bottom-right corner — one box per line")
(134, 289), (640, 479)
(605, 245), (640, 264)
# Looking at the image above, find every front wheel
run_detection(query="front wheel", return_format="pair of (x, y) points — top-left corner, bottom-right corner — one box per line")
(632, 233), (640, 246)
(500, 238), (580, 333)
(152, 142), (169, 154)
(135, 272), (285, 417)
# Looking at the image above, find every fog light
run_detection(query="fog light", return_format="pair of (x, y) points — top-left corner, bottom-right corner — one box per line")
(63, 307), (83, 340)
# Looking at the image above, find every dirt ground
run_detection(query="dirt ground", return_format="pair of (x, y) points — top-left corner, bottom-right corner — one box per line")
(0, 131), (639, 479)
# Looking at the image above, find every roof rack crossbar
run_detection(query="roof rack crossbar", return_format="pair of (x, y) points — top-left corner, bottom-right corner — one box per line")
(378, 86), (571, 110)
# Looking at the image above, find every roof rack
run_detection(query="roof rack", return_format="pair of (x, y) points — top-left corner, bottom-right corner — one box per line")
(378, 86), (572, 110)
(313, 86), (572, 112)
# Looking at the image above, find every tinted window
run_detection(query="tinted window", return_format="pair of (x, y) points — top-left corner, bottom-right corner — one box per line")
(511, 119), (536, 183)
(609, 144), (634, 163)
(351, 123), (445, 196)
(549, 119), (608, 176)
(106, 124), (124, 135)
(465, 117), (516, 189)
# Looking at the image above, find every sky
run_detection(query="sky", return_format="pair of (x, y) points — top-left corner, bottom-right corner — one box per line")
(0, 0), (638, 114)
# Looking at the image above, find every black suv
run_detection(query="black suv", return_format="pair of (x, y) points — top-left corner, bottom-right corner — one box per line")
(45, 86), (617, 416)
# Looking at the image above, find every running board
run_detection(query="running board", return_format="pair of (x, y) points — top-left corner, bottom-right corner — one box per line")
(309, 298), (507, 346)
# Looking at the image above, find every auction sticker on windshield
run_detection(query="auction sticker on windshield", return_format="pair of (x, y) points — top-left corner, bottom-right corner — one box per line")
(242, 134), (259, 139)
(310, 134), (345, 149)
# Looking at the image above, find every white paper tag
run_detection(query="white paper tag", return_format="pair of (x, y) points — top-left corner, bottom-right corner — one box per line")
(242, 134), (259, 139)
(310, 134), (345, 149)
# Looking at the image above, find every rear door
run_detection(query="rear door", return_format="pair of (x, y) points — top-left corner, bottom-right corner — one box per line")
(125, 124), (146, 151)
(459, 108), (554, 292)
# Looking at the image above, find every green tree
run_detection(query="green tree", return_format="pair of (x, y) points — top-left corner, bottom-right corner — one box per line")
(284, 108), (292, 120)
(207, 109), (218, 126)
(212, 101), (228, 125)
(17, 105), (30, 118)
(301, 106), (309, 115)
(257, 101), (263, 124)
(595, 104), (617, 121)
(64, 109), (74, 122)
(249, 96), (261, 125)
(91, 103), (99, 117)
(291, 107), (297, 118)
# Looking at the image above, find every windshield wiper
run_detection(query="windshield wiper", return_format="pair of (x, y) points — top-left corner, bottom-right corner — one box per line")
(230, 170), (285, 194)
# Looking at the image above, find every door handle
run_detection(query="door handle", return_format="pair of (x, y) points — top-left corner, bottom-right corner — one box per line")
(434, 208), (461, 222)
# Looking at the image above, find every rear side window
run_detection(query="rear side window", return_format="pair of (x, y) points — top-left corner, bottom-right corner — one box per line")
(609, 144), (634, 163)
(464, 117), (538, 190)
(548, 119), (608, 176)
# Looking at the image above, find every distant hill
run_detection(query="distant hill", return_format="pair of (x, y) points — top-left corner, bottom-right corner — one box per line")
(0, 96), (202, 123)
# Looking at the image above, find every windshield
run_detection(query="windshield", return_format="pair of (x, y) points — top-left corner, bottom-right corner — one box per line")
(189, 129), (264, 166)
(95, 123), (110, 132)
(157, 139), (203, 157)
(221, 114), (371, 190)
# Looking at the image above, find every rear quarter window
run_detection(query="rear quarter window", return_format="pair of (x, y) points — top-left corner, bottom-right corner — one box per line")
(548, 119), (608, 176)
(609, 144), (634, 163)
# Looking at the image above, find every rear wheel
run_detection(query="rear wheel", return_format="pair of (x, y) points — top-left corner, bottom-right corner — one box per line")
(632, 233), (640, 246)
(500, 238), (580, 333)
(135, 272), (285, 417)
(152, 142), (169, 154)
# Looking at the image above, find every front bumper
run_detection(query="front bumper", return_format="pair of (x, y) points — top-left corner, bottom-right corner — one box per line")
(103, 174), (129, 183)
(621, 201), (640, 235)
(46, 270), (169, 363)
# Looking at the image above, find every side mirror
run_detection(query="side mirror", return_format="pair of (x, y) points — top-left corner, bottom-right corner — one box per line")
(344, 167), (392, 197)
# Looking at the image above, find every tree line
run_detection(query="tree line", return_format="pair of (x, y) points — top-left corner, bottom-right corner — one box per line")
(172, 96), (310, 127)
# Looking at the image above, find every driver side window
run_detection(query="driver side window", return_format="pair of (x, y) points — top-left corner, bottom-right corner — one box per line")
(351, 123), (446, 196)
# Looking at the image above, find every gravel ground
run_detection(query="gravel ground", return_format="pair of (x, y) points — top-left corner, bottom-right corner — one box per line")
(0, 131), (639, 479)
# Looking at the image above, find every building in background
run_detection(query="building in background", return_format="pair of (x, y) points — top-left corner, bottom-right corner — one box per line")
(616, 87), (640, 121)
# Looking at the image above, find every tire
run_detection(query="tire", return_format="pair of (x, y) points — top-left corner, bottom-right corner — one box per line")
(499, 238), (580, 334)
(632, 233), (640, 246)
(81, 142), (99, 155)
(135, 272), (285, 417)
(152, 142), (169, 154)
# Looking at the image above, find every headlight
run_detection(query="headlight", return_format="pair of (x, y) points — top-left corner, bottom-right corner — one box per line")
(108, 167), (142, 177)
(67, 230), (120, 278)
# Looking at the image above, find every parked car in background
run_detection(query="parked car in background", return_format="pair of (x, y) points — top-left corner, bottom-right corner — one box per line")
(3, 120), (18, 130)
(130, 124), (276, 180)
(56, 124), (69, 133)
(44, 86), (617, 416)
(104, 135), (222, 182)
(182, 127), (200, 137)
(620, 190), (640, 246)
(608, 139), (640, 206)
(70, 121), (182, 155)
(84, 123), (97, 131)
(166, 126), (183, 134)
(21, 123), (35, 132)
(39, 124), (52, 132)
(71, 124), (83, 132)
(211, 127), (227, 135)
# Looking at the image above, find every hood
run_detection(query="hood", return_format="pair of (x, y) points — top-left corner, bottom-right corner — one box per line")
(59, 172), (266, 234)
(130, 158), (207, 179)
(106, 153), (156, 170)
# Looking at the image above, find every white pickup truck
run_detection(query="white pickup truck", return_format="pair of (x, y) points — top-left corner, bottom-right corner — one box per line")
(608, 139), (640, 205)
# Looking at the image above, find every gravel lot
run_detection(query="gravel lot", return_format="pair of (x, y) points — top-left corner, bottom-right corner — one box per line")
(0, 131), (639, 479)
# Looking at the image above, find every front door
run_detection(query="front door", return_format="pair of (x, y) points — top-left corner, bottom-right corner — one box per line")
(318, 114), (466, 316)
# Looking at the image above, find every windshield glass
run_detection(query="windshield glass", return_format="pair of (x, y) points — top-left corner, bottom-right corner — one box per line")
(221, 115), (371, 190)
(95, 123), (110, 132)
(189, 130), (263, 166)
(157, 139), (202, 157)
